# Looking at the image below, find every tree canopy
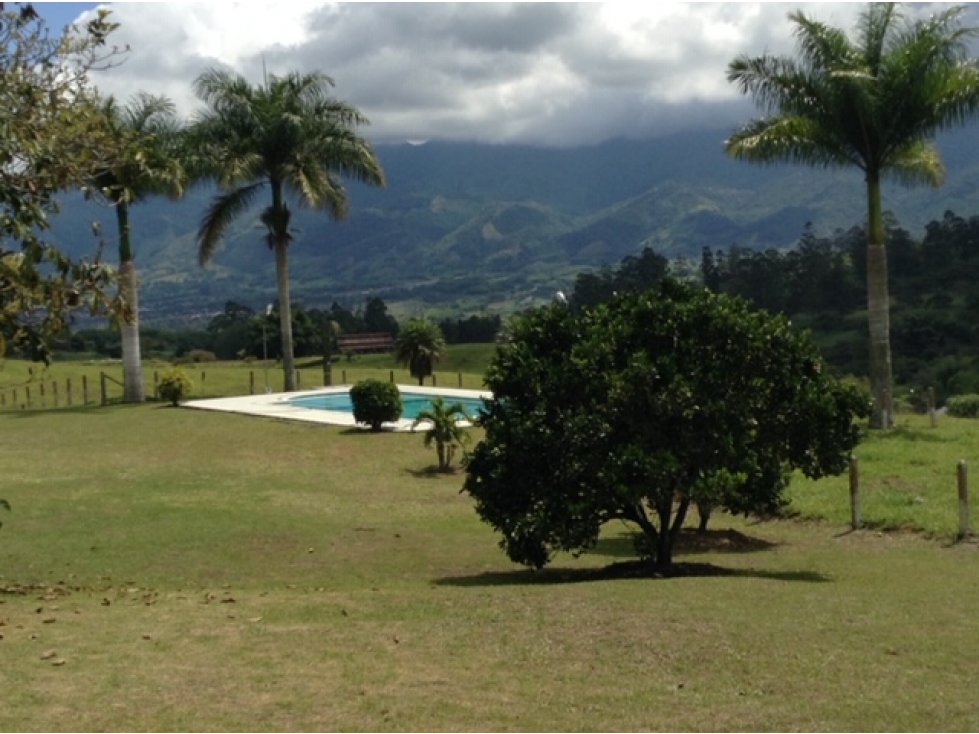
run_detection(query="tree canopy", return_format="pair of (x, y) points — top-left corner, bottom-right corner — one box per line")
(464, 280), (868, 573)
(0, 6), (126, 361)
(395, 319), (446, 386)
(726, 2), (979, 428)
(190, 67), (385, 392)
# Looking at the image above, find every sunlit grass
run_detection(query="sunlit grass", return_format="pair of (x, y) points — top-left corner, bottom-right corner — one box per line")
(1, 402), (979, 730)
(790, 412), (979, 538)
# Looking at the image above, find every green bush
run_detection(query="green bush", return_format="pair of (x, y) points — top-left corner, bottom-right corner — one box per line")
(158, 368), (193, 406)
(946, 394), (979, 418)
(350, 379), (402, 431)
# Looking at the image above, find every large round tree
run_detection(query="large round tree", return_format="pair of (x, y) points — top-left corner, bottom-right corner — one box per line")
(191, 69), (385, 392)
(726, 3), (979, 428)
(464, 281), (867, 574)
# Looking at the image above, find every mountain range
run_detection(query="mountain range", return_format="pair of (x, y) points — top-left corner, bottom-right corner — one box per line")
(44, 126), (979, 326)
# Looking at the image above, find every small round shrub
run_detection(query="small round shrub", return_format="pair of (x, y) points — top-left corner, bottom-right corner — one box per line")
(187, 349), (217, 363)
(350, 379), (402, 431)
(946, 394), (979, 418)
(158, 368), (193, 406)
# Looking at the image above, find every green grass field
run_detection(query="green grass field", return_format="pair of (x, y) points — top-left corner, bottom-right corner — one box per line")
(2, 357), (979, 730)
(0, 345), (497, 406)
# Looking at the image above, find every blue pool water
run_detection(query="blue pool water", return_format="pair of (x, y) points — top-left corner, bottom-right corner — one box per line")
(289, 390), (487, 421)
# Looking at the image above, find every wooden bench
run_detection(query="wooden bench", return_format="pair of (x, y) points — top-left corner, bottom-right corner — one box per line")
(336, 332), (395, 354)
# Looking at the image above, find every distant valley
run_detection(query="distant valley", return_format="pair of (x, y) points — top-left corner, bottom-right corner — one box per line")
(45, 126), (979, 326)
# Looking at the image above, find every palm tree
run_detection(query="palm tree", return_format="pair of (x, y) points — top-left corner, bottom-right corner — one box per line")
(395, 319), (446, 386)
(89, 93), (185, 402)
(726, 3), (979, 428)
(411, 397), (472, 472)
(191, 68), (385, 392)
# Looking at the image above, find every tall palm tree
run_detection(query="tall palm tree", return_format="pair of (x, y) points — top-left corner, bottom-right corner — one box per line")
(191, 69), (385, 392)
(395, 319), (446, 386)
(726, 3), (979, 428)
(90, 93), (185, 402)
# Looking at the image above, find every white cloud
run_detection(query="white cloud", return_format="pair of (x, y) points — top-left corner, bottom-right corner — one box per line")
(82, 2), (961, 146)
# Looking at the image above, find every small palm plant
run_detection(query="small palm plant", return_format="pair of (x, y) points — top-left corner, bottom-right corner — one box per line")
(411, 397), (472, 473)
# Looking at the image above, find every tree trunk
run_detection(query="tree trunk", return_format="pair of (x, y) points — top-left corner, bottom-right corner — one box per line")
(436, 442), (447, 471)
(696, 501), (711, 533)
(116, 202), (144, 403)
(654, 499), (674, 573)
(275, 242), (296, 392)
(865, 169), (892, 429)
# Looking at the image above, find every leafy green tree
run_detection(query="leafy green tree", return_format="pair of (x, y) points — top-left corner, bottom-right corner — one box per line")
(395, 319), (446, 386)
(726, 3), (979, 428)
(89, 93), (186, 401)
(463, 281), (867, 573)
(0, 6), (124, 360)
(411, 397), (472, 472)
(350, 379), (402, 431)
(363, 296), (399, 334)
(191, 68), (385, 392)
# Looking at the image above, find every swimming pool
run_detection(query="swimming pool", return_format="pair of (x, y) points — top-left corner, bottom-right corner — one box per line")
(183, 385), (492, 430)
(289, 389), (487, 421)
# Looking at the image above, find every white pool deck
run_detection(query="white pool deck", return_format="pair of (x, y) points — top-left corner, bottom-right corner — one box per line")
(182, 384), (492, 431)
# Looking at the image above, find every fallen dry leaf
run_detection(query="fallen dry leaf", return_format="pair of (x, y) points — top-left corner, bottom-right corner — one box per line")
(40, 650), (57, 660)
(52, 659), (66, 666)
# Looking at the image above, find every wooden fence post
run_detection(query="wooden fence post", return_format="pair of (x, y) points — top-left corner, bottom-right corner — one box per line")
(67, 378), (72, 407)
(201, 371), (206, 394)
(458, 373), (463, 388)
(433, 373), (437, 387)
(389, 370), (394, 384)
(250, 371), (255, 395)
(39, 382), (45, 408)
(297, 370), (302, 390)
(850, 455), (861, 530)
(928, 387), (937, 428)
(52, 381), (58, 408)
(958, 460), (970, 539)
(342, 369), (347, 384)
(100, 372), (108, 406)
(12, 388), (17, 408)
(82, 375), (89, 405)
(154, 371), (160, 400)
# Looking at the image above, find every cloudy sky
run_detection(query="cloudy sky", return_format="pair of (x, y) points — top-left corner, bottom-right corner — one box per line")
(38, 2), (963, 147)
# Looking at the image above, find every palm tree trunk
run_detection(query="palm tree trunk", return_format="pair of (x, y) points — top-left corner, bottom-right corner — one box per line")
(116, 202), (144, 403)
(865, 169), (892, 429)
(275, 242), (296, 392)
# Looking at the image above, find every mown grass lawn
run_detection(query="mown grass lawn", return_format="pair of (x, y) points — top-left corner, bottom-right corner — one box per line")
(1, 396), (979, 730)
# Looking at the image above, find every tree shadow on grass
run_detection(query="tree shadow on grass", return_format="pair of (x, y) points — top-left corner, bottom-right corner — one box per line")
(591, 528), (780, 560)
(405, 466), (462, 479)
(434, 562), (828, 587)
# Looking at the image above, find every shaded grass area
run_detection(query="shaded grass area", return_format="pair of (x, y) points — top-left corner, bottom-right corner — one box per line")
(1, 405), (979, 730)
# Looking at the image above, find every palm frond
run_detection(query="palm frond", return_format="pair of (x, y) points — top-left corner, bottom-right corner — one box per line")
(725, 116), (860, 170)
(884, 139), (944, 187)
(197, 182), (265, 265)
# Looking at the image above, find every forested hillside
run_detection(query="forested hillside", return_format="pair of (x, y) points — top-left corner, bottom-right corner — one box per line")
(44, 126), (979, 325)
